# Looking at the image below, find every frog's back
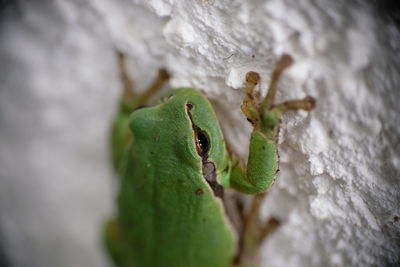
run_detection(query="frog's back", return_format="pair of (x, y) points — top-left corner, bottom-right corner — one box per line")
(115, 88), (235, 267)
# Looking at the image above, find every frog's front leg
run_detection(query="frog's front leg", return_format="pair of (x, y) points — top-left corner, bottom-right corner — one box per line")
(230, 54), (315, 194)
(230, 54), (315, 266)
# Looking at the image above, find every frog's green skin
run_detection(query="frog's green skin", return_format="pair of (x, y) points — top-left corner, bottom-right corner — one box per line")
(105, 55), (315, 267)
(107, 87), (279, 267)
(110, 98), (137, 172)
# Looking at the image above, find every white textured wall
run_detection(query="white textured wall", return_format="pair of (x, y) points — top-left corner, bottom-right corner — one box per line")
(1, 1), (399, 267)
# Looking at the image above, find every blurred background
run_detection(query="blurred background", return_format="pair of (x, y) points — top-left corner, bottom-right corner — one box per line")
(1, 1), (400, 267)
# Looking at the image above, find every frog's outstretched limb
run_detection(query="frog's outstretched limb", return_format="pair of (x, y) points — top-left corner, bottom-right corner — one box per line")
(231, 54), (315, 194)
(232, 54), (315, 266)
(234, 191), (281, 267)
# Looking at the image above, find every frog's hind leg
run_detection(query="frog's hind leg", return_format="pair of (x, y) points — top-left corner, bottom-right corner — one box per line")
(234, 192), (280, 267)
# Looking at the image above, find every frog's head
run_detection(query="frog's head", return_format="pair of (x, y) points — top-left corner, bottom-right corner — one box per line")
(129, 88), (230, 195)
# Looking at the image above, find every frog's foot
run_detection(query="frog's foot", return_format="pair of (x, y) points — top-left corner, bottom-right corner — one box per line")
(235, 54), (315, 266)
(117, 51), (170, 110)
(241, 54), (315, 139)
(240, 71), (262, 128)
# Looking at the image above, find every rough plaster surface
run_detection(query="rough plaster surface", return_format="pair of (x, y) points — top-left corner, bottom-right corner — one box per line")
(1, 1), (399, 267)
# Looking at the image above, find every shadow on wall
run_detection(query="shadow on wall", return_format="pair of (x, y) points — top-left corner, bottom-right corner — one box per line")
(0, 243), (11, 267)
(373, 0), (400, 26)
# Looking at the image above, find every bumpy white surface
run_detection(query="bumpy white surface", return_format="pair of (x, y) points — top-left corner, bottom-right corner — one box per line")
(1, 1), (399, 267)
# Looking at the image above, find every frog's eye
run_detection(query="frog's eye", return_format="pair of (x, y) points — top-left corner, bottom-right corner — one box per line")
(195, 129), (210, 157)
(186, 102), (223, 198)
(186, 102), (210, 158)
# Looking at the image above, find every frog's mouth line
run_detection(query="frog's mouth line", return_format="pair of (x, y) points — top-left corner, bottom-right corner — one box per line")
(186, 102), (224, 198)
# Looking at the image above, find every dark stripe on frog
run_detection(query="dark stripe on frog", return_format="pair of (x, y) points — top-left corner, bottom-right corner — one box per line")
(186, 102), (224, 198)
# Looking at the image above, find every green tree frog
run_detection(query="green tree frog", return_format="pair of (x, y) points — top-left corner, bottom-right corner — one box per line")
(105, 52), (315, 267)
